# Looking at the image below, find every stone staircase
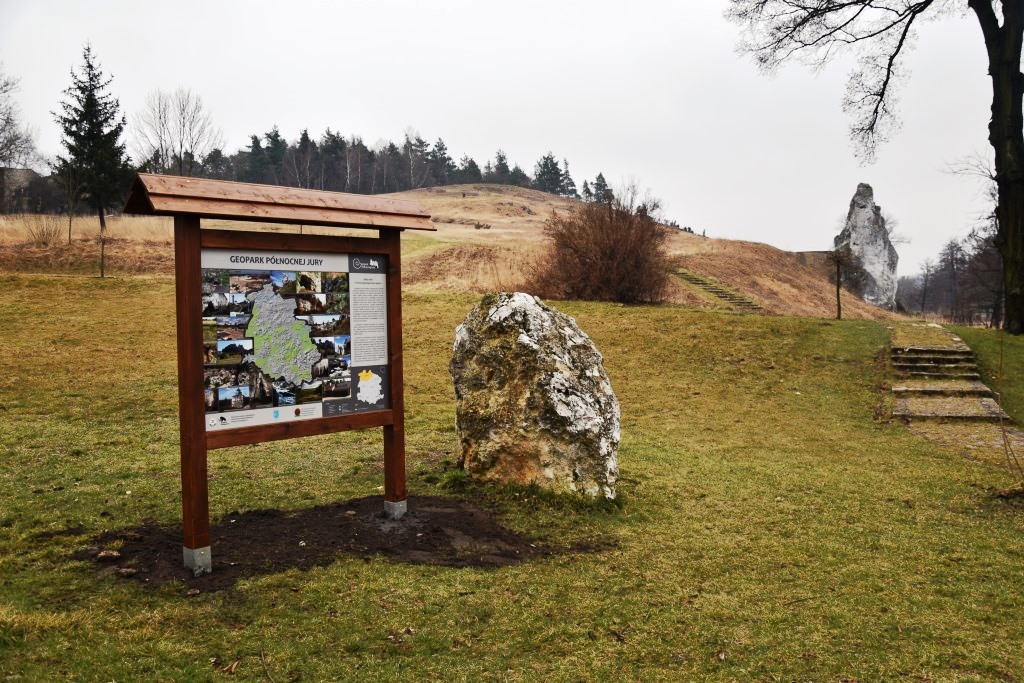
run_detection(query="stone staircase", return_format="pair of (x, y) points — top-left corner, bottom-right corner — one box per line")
(891, 343), (1010, 423)
(673, 269), (764, 313)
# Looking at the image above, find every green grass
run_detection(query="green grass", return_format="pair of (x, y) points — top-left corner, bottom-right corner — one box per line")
(952, 325), (1024, 424)
(2, 274), (1023, 681)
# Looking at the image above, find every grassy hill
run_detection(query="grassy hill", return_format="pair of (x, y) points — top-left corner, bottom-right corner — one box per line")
(1, 273), (1022, 679)
(0, 183), (894, 320)
(2, 186), (1023, 678)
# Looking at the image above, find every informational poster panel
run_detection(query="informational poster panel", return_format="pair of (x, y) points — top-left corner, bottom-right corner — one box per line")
(200, 248), (389, 432)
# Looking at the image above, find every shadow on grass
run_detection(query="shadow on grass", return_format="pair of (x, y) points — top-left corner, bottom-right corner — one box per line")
(70, 495), (603, 591)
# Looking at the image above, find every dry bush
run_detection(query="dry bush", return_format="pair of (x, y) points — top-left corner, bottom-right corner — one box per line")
(533, 186), (671, 303)
(21, 214), (64, 247)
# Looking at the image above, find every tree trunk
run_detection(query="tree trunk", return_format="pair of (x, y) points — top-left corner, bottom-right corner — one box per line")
(835, 257), (842, 321)
(98, 205), (107, 279)
(919, 270), (929, 312)
(973, 0), (1024, 332)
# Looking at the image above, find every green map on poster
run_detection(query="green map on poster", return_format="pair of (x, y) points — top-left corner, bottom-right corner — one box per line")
(245, 285), (319, 384)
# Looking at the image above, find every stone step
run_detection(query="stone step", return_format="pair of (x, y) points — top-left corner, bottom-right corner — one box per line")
(893, 396), (1010, 423)
(673, 269), (764, 313)
(901, 371), (981, 380)
(891, 354), (975, 365)
(892, 360), (978, 370)
(892, 346), (973, 357)
(892, 382), (995, 398)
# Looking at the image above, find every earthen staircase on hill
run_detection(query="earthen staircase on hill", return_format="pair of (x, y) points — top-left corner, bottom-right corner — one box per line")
(891, 336), (1010, 423)
(673, 269), (764, 313)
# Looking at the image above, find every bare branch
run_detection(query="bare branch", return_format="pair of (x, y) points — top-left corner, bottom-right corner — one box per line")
(727, 0), (942, 161)
(0, 63), (37, 167)
(131, 87), (223, 176)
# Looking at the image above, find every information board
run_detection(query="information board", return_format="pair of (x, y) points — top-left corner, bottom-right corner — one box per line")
(200, 248), (389, 432)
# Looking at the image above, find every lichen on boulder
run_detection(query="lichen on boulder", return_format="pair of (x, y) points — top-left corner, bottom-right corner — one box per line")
(449, 292), (620, 499)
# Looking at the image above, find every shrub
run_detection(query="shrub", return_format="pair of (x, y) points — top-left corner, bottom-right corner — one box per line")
(22, 214), (64, 247)
(533, 185), (671, 303)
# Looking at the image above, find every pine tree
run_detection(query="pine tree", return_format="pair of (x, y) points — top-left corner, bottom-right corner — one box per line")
(508, 164), (531, 187)
(559, 158), (578, 198)
(592, 173), (612, 203)
(53, 44), (131, 277)
(532, 152), (563, 194)
(243, 134), (268, 183)
(581, 180), (593, 202)
(428, 137), (456, 185)
(263, 126), (286, 184)
(492, 150), (510, 184)
(456, 155), (482, 184)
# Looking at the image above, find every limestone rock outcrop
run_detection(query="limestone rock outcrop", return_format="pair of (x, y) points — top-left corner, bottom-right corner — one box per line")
(449, 292), (620, 499)
(834, 183), (899, 309)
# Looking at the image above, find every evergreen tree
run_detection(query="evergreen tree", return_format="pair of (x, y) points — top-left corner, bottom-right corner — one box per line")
(428, 137), (456, 185)
(201, 147), (232, 180)
(560, 158), (578, 198)
(581, 180), (593, 202)
(263, 126), (287, 184)
(319, 129), (347, 192)
(533, 152), (563, 194)
(492, 149), (510, 184)
(456, 154), (482, 184)
(592, 172), (612, 203)
(508, 164), (531, 187)
(243, 134), (267, 183)
(53, 44), (131, 276)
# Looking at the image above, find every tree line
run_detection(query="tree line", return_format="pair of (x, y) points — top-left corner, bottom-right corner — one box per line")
(897, 219), (1004, 328)
(2, 45), (631, 221)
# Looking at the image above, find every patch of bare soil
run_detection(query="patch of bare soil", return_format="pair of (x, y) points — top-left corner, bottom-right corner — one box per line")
(71, 495), (554, 591)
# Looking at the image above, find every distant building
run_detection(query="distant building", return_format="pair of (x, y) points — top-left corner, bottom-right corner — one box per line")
(0, 167), (42, 213)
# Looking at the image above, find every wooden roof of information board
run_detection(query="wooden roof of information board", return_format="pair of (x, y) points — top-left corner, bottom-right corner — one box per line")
(123, 173), (434, 231)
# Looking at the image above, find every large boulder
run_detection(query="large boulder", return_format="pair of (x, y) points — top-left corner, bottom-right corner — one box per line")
(449, 292), (620, 499)
(833, 183), (899, 309)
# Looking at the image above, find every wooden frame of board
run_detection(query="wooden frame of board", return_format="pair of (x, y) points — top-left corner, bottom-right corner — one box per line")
(124, 174), (434, 574)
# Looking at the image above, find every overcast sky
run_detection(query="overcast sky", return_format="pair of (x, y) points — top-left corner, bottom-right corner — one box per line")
(0, 0), (995, 272)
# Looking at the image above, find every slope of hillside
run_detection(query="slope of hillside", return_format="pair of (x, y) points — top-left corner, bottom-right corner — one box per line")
(666, 234), (897, 320)
(391, 184), (895, 320)
(0, 182), (897, 320)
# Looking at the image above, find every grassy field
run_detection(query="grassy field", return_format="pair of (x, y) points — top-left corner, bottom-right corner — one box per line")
(2, 273), (1023, 680)
(953, 326), (1024, 424)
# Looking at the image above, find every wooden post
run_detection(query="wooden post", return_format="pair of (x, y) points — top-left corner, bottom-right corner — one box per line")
(382, 229), (407, 519)
(124, 175), (433, 570)
(174, 215), (212, 574)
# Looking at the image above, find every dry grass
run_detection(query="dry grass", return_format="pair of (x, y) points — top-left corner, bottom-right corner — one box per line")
(907, 422), (1024, 469)
(669, 236), (898, 320)
(889, 321), (964, 349)
(1, 183), (903, 324)
(0, 213), (173, 245)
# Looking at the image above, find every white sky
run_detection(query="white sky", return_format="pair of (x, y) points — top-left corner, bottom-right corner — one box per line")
(0, 0), (996, 273)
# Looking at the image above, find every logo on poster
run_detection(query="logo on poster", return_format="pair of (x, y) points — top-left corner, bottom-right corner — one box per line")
(351, 257), (381, 271)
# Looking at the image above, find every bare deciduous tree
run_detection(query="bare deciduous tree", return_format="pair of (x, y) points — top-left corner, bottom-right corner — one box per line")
(0, 64), (37, 167)
(728, 0), (1024, 334)
(52, 157), (84, 244)
(132, 87), (223, 176)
